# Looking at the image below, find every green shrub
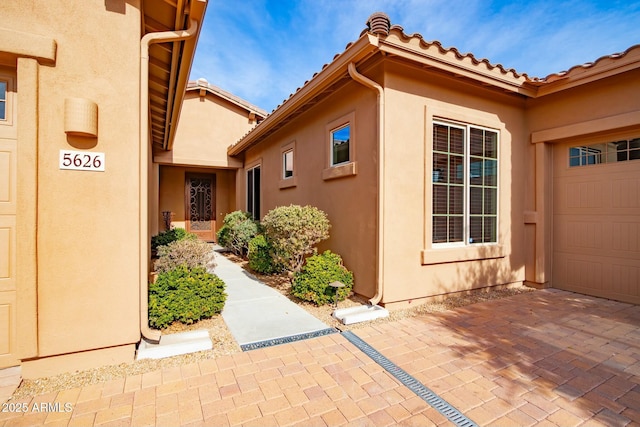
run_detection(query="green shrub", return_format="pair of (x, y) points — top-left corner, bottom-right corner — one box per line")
(149, 265), (226, 329)
(216, 211), (259, 256)
(154, 238), (216, 274)
(261, 205), (330, 273)
(291, 251), (353, 306)
(248, 235), (283, 274)
(151, 228), (196, 250)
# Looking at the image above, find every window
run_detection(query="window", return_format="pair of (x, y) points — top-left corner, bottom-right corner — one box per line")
(569, 138), (640, 167)
(0, 80), (6, 121)
(433, 121), (498, 245)
(283, 149), (294, 179)
(246, 165), (261, 220)
(331, 124), (350, 166)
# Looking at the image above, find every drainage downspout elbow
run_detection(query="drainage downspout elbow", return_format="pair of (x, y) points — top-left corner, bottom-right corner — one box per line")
(139, 19), (199, 343)
(347, 62), (385, 307)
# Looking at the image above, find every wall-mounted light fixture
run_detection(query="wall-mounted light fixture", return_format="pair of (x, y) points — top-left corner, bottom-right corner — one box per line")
(64, 97), (98, 137)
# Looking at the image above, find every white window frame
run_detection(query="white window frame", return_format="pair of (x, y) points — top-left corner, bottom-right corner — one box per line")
(283, 149), (294, 179)
(330, 123), (351, 166)
(432, 120), (499, 248)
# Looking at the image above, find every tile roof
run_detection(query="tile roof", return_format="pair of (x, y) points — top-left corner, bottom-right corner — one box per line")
(530, 43), (640, 83)
(229, 12), (639, 154)
(385, 24), (531, 80)
(187, 78), (268, 118)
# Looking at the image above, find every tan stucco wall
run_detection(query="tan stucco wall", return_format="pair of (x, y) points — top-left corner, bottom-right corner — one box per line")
(241, 81), (379, 298)
(158, 166), (236, 237)
(155, 87), (259, 238)
(1, 0), (144, 376)
(237, 60), (533, 305)
(154, 91), (255, 168)
(380, 62), (527, 306)
(524, 68), (640, 289)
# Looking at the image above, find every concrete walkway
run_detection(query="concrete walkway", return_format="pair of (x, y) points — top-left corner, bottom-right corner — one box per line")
(1, 289), (638, 426)
(213, 248), (332, 349)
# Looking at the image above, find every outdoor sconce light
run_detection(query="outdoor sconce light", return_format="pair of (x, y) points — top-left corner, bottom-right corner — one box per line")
(64, 97), (98, 137)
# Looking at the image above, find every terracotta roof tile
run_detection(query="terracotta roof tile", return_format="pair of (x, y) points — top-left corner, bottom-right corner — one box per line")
(531, 44), (640, 83)
(230, 13), (639, 153)
(187, 79), (268, 118)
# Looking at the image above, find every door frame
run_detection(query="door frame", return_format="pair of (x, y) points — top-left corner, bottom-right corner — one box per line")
(184, 173), (216, 241)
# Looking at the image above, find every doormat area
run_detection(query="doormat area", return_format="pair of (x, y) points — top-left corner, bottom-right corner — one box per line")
(342, 331), (478, 427)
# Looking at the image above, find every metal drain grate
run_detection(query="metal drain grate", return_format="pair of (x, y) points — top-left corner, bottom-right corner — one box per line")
(342, 331), (478, 427)
(241, 328), (338, 351)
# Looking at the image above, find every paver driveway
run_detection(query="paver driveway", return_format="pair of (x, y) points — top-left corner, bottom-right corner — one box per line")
(1, 289), (639, 426)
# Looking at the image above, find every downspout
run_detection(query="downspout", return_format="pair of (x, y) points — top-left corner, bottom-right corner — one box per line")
(347, 62), (385, 306)
(139, 18), (199, 342)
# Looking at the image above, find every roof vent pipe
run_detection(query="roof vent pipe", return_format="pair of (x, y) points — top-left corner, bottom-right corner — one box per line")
(366, 12), (391, 36)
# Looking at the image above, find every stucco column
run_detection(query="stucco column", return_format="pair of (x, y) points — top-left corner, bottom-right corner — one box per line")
(533, 141), (553, 286)
(16, 57), (39, 359)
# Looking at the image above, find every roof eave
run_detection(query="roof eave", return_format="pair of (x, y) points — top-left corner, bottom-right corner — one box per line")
(163, 0), (207, 151)
(377, 37), (536, 97)
(534, 46), (640, 97)
(227, 33), (380, 156)
(186, 82), (268, 118)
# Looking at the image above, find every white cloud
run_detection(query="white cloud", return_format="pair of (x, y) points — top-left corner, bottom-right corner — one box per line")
(191, 0), (640, 111)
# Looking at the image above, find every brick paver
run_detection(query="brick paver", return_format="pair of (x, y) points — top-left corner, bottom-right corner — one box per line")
(2, 289), (639, 426)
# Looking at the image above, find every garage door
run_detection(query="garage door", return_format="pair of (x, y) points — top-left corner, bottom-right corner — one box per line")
(0, 70), (18, 367)
(553, 138), (640, 304)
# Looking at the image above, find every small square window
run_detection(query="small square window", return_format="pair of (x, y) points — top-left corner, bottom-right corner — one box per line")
(283, 149), (294, 179)
(331, 124), (350, 166)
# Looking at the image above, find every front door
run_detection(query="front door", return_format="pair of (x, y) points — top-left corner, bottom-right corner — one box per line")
(185, 173), (216, 241)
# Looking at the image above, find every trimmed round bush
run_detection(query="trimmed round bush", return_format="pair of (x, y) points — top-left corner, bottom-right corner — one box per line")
(261, 205), (330, 273)
(151, 227), (196, 250)
(248, 235), (283, 274)
(292, 251), (354, 306)
(154, 238), (216, 274)
(217, 211), (259, 256)
(149, 265), (226, 329)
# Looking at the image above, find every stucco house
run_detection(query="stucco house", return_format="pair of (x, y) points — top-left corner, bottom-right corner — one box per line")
(154, 79), (266, 241)
(1, 3), (638, 380)
(216, 13), (639, 309)
(0, 0), (207, 378)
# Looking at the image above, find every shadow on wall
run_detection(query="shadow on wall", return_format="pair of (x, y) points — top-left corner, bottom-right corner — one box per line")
(429, 244), (524, 299)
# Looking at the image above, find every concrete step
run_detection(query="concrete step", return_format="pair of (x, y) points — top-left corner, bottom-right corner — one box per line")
(136, 329), (212, 360)
(332, 304), (389, 325)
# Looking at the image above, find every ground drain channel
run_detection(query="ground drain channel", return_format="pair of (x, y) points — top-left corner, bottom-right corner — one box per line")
(241, 328), (338, 351)
(342, 331), (478, 427)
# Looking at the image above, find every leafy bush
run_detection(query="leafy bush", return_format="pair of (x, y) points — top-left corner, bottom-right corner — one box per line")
(154, 238), (216, 274)
(149, 265), (226, 329)
(291, 251), (353, 306)
(216, 211), (259, 256)
(248, 235), (284, 274)
(151, 228), (196, 251)
(261, 205), (330, 273)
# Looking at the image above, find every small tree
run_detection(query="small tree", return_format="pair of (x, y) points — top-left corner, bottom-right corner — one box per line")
(261, 205), (330, 273)
(154, 238), (216, 274)
(291, 251), (354, 306)
(217, 211), (258, 256)
(151, 227), (196, 251)
(149, 265), (226, 329)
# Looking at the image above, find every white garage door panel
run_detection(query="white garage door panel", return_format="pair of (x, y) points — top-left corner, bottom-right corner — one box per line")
(553, 142), (640, 304)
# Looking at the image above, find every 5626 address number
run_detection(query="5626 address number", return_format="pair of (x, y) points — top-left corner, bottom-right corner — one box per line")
(59, 150), (105, 172)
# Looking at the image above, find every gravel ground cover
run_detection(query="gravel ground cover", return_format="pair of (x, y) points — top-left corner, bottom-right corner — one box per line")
(11, 251), (534, 400)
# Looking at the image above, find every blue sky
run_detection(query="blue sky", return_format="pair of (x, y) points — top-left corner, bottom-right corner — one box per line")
(190, 0), (640, 113)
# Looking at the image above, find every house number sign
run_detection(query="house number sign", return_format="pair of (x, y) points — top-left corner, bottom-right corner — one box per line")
(59, 150), (105, 172)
